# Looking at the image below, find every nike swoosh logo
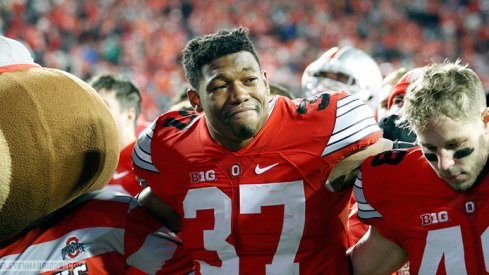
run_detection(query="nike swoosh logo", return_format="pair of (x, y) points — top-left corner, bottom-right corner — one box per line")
(255, 163), (279, 174)
(112, 170), (130, 180)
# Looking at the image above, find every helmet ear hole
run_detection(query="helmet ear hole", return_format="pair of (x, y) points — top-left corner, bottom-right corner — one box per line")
(349, 77), (356, 86)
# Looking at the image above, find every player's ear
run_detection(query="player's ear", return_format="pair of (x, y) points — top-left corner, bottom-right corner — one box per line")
(126, 106), (137, 125)
(482, 107), (489, 130)
(261, 70), (270, 96)
(187, 89), (203, 112)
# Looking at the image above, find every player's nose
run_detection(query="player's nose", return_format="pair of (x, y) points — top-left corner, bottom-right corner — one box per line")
(437, 149), (455, 172)
(228, 81), (250, 103)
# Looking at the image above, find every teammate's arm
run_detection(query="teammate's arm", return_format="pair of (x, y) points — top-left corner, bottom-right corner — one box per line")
(137, 187), (182, 233)
(348, 226), (407, 275)
(327, 138), (392, 191)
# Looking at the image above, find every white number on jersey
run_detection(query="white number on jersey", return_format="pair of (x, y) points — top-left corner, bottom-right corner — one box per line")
(419, 225), (489, 274)
(53, 263), (88, 275)
(183, 181), (306, 275)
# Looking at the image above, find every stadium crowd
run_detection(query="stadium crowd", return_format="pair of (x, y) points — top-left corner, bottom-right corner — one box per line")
(1, 0), (488, 120)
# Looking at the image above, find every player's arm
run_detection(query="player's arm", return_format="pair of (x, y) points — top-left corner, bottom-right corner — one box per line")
(327, 137), (392, 191)
(348, 226), (407, 275)
(137, 187), (182, 233)
(132, 118), (183, 232)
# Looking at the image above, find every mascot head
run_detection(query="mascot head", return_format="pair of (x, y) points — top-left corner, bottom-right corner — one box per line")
(0, 36), (119, 242)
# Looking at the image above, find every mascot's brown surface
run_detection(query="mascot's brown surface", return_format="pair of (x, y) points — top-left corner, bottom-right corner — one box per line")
(0, 65), (119, 242)
(0, 36), (193, 274)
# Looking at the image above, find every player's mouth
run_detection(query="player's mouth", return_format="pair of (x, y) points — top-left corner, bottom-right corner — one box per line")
(225, 106), (258, 119)
(442, 172), (467, 182)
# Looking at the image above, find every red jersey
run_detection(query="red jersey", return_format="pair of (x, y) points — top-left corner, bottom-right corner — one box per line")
(355, 147), (489, 274)
(0, 191), (193, 275)
(104, 141), (144, 196)
(133, 93), (381, 274)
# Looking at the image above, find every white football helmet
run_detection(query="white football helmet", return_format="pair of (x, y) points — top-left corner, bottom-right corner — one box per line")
(301, 46), (383, 111)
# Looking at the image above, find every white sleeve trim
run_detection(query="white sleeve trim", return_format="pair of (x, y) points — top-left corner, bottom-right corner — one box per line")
(132, 120), (159, 173)
(322, 95), (380, 157)
(354, 171), (382, 219)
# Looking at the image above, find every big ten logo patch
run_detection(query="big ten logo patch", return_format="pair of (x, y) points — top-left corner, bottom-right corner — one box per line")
(420, 211), (449, 226)
(190, 170), (216, 183)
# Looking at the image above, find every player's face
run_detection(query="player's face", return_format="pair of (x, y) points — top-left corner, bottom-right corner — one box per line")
(388, 94), (405, 116)
(98, 89), (130, 149)
(417, 116), (489, 191)
(196, 51), (270, 149)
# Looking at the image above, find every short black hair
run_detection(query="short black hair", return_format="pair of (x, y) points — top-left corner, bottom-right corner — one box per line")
(181, 27), (260, 90)
(88, 74), (142, 119)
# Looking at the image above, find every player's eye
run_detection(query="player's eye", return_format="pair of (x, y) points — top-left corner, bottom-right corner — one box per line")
(244, 77), (258, 85)
(392, 97), (404, 107)
(211, 85), (227, 92)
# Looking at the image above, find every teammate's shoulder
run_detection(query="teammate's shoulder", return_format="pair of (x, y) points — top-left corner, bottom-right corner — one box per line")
(158, 110), (200, 129)
(147, 110), (202, 137)
(355, 147), (426, 216)
(282, 91), (351, 117)
(362, 146), (422, 172)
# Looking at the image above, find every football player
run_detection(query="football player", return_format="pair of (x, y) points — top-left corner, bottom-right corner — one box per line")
(302, 46), (388, 251)
(133, 27), (392, 274)
(350, 60), (489, 274)
(377, 67), (408, 120)
(89, 74), (144, 196)
(0, 35), (193, 275)
(377, 68), (423, 146)
(301, 46), (383, 112)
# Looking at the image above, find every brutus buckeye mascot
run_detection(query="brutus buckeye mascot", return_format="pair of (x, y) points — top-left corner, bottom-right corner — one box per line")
(0, 36), (192, 275)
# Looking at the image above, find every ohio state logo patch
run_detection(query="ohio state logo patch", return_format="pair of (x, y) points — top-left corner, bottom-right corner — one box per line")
(61, 236), (86, 260)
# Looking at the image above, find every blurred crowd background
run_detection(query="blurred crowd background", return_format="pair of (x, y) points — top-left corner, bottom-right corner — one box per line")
(2, 0), (488, 120)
